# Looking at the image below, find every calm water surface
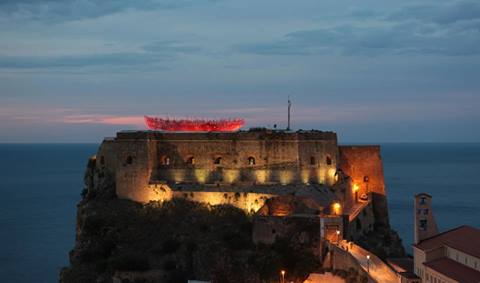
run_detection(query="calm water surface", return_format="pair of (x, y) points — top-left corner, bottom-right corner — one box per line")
(0, 143), (479, 283)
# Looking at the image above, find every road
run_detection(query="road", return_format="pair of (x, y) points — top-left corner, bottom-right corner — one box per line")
(338, 240), (398, 283)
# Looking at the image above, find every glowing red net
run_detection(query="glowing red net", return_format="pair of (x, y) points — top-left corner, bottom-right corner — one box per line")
(144, 116), (244, 132)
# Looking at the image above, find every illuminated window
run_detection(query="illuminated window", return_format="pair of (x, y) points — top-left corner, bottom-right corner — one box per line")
(310, 156), (316, 165)
(214, 157), (222, 165)
(326, 155), (332, 165)
(163, 157), (170, 165)
(187, 157), (195, 165)
(248, 156), (255, 165)
(363, 176), (369, 183)
(126, 156), (133, 165)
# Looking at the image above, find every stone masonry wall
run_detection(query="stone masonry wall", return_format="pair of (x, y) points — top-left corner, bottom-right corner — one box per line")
(338, 146), (386, 197)
(96, 130), (339, 203)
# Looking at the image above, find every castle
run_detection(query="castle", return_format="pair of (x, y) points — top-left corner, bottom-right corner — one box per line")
(74, 120), (419, 283)
(90, 128), (389, 242)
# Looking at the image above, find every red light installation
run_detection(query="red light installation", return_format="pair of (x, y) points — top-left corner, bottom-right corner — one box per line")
(144, 116), (245, 132)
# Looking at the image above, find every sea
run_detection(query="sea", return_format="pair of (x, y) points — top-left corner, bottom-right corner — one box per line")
(0, 143), (479, 283)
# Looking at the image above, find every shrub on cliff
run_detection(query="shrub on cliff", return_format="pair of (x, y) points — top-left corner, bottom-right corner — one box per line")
(110, 252), (150, 272)
(63, 197), (322, 283)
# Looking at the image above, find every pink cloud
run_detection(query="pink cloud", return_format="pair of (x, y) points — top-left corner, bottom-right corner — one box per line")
(62, 114), (145, 126)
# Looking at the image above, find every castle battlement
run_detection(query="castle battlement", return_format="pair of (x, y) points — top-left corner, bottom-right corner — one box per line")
(94, 128), (386, 218)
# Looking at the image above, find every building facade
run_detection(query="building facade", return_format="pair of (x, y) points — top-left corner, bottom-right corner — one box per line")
(413, 194), (480, 283)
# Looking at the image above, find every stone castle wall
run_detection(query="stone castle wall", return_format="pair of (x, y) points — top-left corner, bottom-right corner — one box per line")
(96, 130), (339, 203)
(339, 146), (390, 228)
(338, 146), (386, 197)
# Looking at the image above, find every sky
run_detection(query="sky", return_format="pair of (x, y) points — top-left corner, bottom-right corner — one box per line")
(0, 0), (479, 143)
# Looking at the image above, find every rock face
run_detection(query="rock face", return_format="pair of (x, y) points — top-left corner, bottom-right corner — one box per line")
(60, 157), (322, 283)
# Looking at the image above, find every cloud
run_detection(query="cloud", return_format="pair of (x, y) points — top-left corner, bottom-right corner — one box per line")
(0, 41), (203, 69)
(0, 52), (171, 69)
(142, 41), (203, 55)
(236, 6), (480, 57)
(62, 114), (145, 126)
(0, 0), (217, 22)
(388, 1), (480, 25)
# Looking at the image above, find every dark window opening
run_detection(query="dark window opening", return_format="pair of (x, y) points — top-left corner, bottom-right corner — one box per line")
(248, 156), (255, 165)
(326, 155), (332, 165)
(100, 156), (105, 165)
(363, 176), (369, 183)
(126, 156), (133, 165)
(187, 157), (195, 165)
(420, 219), (427, 230)
(214, 157), (222, 165)
(272, 229), (276, 234)
(420, 197), (426, 205)
(424, 209), (429, 215)
(310, 156), (316, 165)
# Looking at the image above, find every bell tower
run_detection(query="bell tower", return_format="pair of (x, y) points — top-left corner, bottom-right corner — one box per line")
(414, 193), (439, 244)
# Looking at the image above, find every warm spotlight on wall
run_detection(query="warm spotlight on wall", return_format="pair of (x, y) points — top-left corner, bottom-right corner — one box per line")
(194, 169), (208, 184)
(353, 184), (359, 192)
(279, 170), (293, 185)
(332, 202), (342, 215)
(255, 169), (269, 184)
(223, 169), (239, 184)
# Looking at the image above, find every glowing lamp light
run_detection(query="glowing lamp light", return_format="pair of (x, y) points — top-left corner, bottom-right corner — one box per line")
(328, 168), (337, 184)
(333, 202), (341, 215)
(353, 184), (359, 192)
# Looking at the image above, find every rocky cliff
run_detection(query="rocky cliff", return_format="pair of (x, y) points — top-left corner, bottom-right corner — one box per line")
(60, 157), (323, 283)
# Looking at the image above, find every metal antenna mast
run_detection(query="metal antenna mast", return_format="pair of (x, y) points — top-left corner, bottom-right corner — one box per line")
(287, 96), (292, 131)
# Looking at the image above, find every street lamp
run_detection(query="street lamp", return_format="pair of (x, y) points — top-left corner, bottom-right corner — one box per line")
(366, 254), (370, 273)
(333, 202), (341, 215)
(353, 184), (359, 202)
(336, 230), (340, 244)
(280, 270), (286, 283)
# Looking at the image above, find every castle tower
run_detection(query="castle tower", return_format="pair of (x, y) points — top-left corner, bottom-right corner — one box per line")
(414, 193), (438, 244)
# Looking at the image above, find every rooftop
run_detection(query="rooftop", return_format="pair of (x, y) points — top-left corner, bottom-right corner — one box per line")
(115, 129), (337, 141)
(424, 258), (480, 283)
(414, 225), (480, 258)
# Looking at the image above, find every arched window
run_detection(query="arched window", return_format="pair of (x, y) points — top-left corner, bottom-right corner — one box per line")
(248, 156), (256, 165)
(326, 155), (332, 165)
(163, 156), (170, 165)
(214, 157), (222, 165)
(310, 156), (316, 165)
(187, 156), (195, 165)
(126, 156), (133, 165)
